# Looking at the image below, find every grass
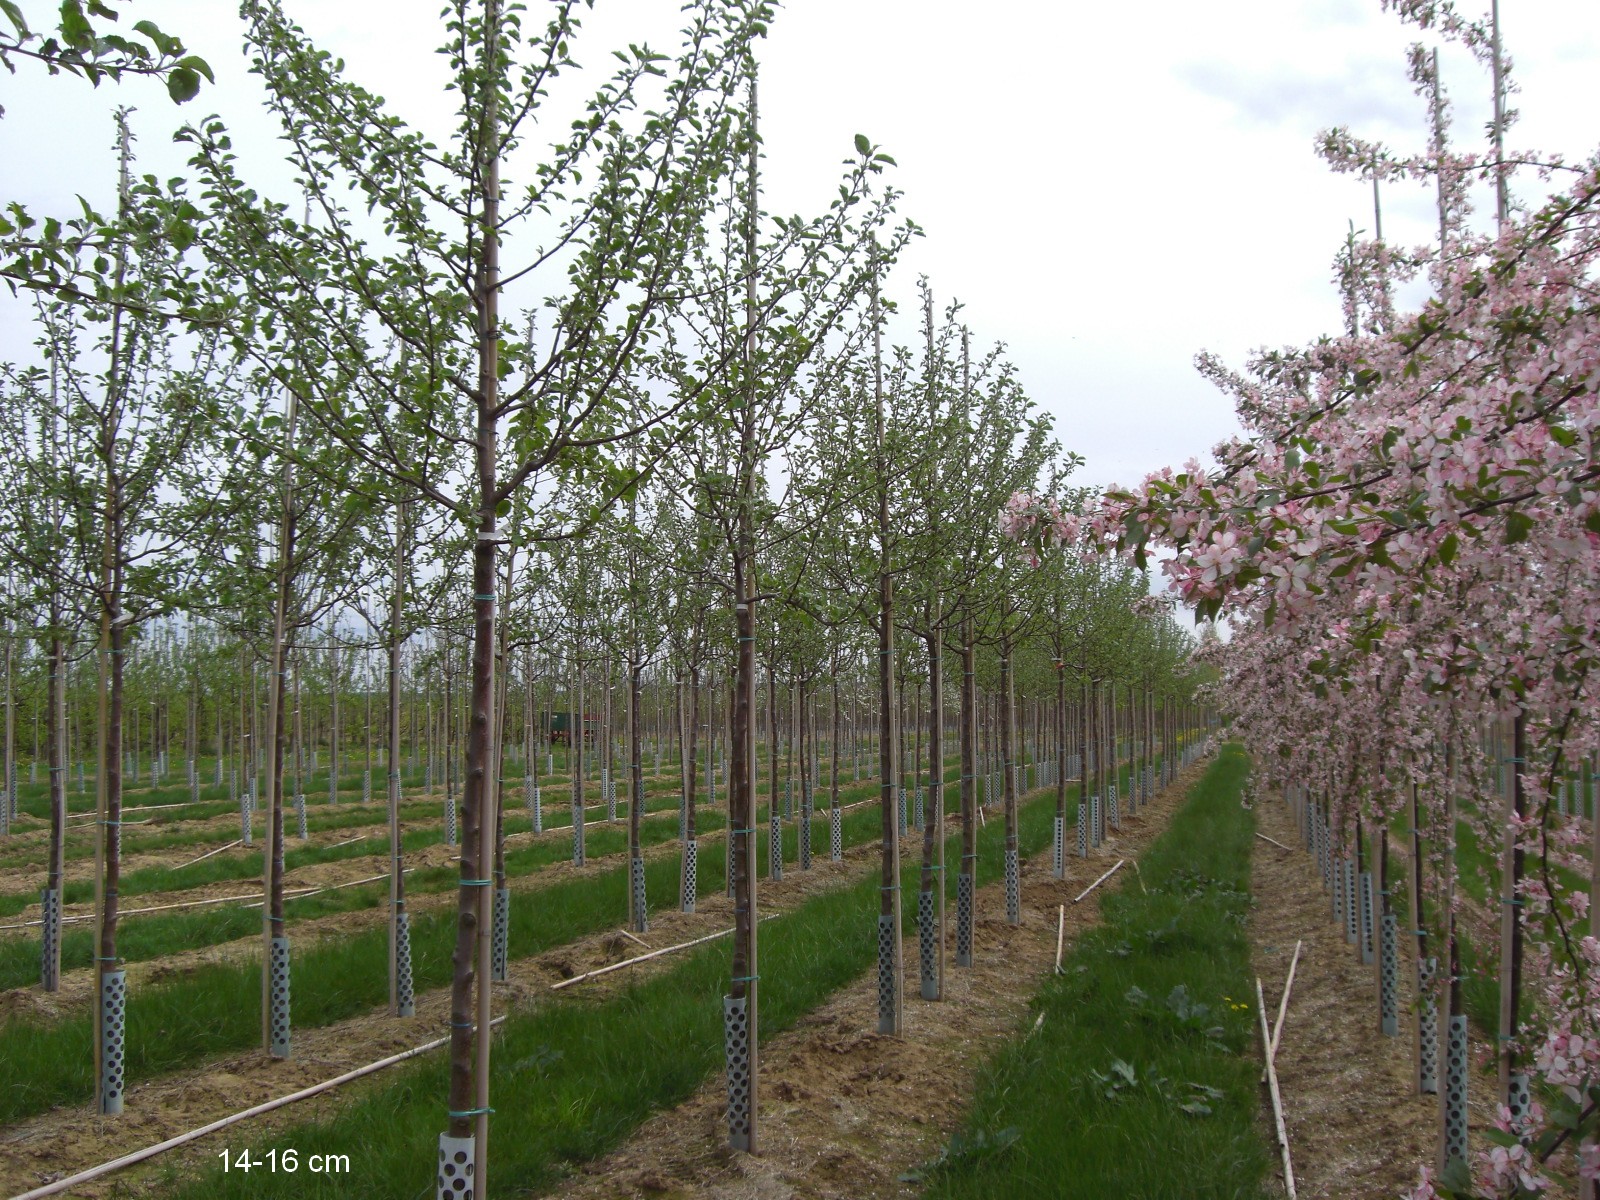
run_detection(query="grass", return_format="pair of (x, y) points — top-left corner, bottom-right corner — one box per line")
(0, 750), (998, 1123)
(0, 744), (1176, 1128)
(148, 751), (1079, 1199)
(920, 744), (1274, 1200)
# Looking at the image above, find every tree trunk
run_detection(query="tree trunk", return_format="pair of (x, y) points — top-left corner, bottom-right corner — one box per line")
(957, 623), (976, 966)
(629, 660), (646, 931)
(920, 631), (943, 999)
(1000, 638), (1019, 926)
(445, 6), (504, 1185)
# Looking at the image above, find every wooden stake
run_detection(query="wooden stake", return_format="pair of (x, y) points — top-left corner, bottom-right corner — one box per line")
(1255, 832), (1293, 852)
(1072, 859), (1124, 904)
(1054, 904), (1066, 973)
(1256, 976), (1298, 1199)
(175, 838), (242, 869)
(1272, 941), (1303, 1060)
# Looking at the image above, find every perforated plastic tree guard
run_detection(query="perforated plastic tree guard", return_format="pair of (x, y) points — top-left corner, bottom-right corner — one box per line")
(1053, 815), (1064, 879)
(1344, 861), (1359, 945)
(268, 936), (291, 1058)
(572, 803), (585, 867)
(1076, 801), (1088, 858)
(1004, 848), (1020, 925)
(99, 968), (126, 1115)
(630, 857), (648, 934)
(436, 1133), (475, 1200)
(40, 886), (59, 990)
(830, 808), (842, 862)
(295, 793), (307, 840)
(395, 909), (415, 1016)
(1419, 957), (1438, 1094)
(681, 839), (698, 914)
(919, 888), (937, 1000)
(1443, 1014), (1469, 1166)
(1380, 911), (1399, 1035)
(769, 811), (782, 881)
(956, 872), (973, 967)
(492, 888), (510, 982)
(724, 994), (752, 1151)
(1359, 872), (1375, 965)
(444, 795), (457, 846)
(1507, 1072), (1531, 1129)
(877, 914), (897, 1034)
(799, 795), (812, 870)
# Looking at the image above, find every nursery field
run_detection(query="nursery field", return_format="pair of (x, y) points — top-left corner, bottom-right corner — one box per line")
(4, 0), (1598, 1196)
(0, 728), (1215, 1197)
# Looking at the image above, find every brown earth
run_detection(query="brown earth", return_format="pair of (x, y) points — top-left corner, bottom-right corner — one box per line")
(1247, 793), (1524, 1199)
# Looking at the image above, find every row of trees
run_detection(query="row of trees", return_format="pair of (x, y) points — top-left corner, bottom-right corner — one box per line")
(1013, 2), (1600, 1195)
(0, 1), (1204, 1191)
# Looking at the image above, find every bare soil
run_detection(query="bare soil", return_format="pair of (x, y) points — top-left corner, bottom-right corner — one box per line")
(1247, 793), (1515, 1199)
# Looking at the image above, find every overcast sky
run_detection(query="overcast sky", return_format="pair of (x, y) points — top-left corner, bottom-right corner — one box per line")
(3, 0), (1597, 494)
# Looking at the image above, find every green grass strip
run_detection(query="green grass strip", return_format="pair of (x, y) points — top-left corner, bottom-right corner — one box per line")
(921, 744), (1274, 1200)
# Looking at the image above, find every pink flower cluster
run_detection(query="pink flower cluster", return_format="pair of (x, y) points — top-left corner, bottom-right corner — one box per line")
(1004, 10), (1600, 1193)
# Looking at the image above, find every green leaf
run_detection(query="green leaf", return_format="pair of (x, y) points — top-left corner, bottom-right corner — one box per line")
(166, 217), (197, 251)
(853, 133), (871, 156)
(59, 0), (93, 48)
(166, 65), (201, 103)
(178, 53), (213, 83)
(1504, 510), (1534, 545)
(0, 1), (29, 37)
(1437, 532), (1458, 566)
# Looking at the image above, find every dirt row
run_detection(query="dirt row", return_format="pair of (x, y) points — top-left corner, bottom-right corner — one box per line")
(1247, 792), (1512, 1199)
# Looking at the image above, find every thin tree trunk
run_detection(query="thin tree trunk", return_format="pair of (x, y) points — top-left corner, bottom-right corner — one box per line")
(920, 631), (944, 999)
(445, 7), (504, 1185)
(957, 623), (976, 966)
